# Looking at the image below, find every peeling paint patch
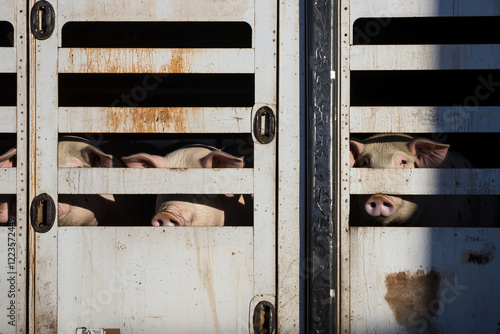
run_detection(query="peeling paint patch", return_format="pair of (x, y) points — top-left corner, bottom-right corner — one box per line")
(384, 269), (441, 329)
(461, 242), (495, 265)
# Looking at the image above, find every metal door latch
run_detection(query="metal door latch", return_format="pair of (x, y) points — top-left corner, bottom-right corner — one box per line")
(30, 1), (55, 40)
(254, 106), (276, 144)
(253, 300), (276, 334)
(30, 193), (56, 233)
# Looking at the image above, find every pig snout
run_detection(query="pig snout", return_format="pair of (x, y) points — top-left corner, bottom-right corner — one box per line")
(365, 194), (396, 217)
(152, 212), (184, 227)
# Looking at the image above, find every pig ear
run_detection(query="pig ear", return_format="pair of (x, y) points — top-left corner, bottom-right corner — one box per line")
(202, 151), (244, 168)
(121, 153), (167, 168)
(81, 146), (113, 167)
(0, 148), (16, 167)
(349, 140), (364, 167)
(408, 139), (450, 168)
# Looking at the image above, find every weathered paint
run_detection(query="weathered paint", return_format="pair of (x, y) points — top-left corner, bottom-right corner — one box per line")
(58, 107), (251, 133)
(57, 227), (254, 333)
(351, 227), (500, 333)
(59, 48), (255, 74)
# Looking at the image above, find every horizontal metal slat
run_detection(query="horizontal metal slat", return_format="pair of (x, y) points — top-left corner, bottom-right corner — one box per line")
(0, 107), (16, 132)
(58, 0), (254, 24)
(58, 168), (254, 194)
(350, 168), (500, 195)
(59, 48), (255, 73)
(350, 0), (499, 19)
(0, 48), (16, 73)
(350, 107), (500, 133)
(58, 107), (251, 133)
(350, 45), (500, 70)
(0, 168), (16, 193)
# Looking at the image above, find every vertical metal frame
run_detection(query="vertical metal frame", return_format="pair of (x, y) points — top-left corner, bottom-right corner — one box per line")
(16, 0), (28, 331)
(29, 0), (59, 331)
(277, 0), (303, 332)
(306, 0), (337, 332)
(0, 0), (28, 331)
(338, 0), (350, 333)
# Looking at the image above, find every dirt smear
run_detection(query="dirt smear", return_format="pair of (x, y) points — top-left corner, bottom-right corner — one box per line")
(385, 269), (441, 330)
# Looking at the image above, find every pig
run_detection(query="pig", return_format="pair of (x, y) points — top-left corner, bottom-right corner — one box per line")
(349, 133), (498, 227)
(57, 137), (116, 226)
(122, 145), (250, 226)
(0, 148), (16, 224)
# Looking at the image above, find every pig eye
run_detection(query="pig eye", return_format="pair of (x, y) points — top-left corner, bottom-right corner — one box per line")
(401, 160), (407, 165)
(357, 158), (369, 167)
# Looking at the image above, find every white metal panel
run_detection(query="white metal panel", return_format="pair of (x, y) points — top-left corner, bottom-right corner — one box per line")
(350, 107), (500, 133)
(59, 48), (255, 74)
(350, 0), (500, 20)
(277, 0), (301, 331)
(58, 107), (251, 133)
(0, 168), (16, 193)
(0, 107), (16, 132)
(350, 45), (500, 71)
(350, 169), (500, 195)
(0, 0), (14, 22)
(57, 0), (255, 43)
(0, 48), (16, 73)
(351, 227), (500, 334)
(58, 227), (254, 334)
(58, 168), (254, 194)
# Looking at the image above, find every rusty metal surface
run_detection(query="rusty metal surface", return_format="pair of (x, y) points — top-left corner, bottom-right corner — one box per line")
(59, 48), (255, 74)
(59, 107), (251, 133)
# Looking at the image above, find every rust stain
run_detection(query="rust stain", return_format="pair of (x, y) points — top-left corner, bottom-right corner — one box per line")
(385, 269), (441, 329)
(169, 49), (192, 73)
(74, 48), (195, 73)
(461, 242), (495, 265)
(107, 107), (188, 133)
(195, 231), (221, 333)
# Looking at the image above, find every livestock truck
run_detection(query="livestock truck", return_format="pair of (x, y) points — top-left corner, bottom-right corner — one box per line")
(1, 0), (499, 333)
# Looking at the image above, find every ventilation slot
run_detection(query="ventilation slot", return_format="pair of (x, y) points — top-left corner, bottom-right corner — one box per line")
(351, 70), (500, 106)
(62, 21), (252, 48)
(0, 74), (16, 106)
(59, 73), (255, 107)
(0, 21), (14, 47)
(353, 16), (500, 45)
